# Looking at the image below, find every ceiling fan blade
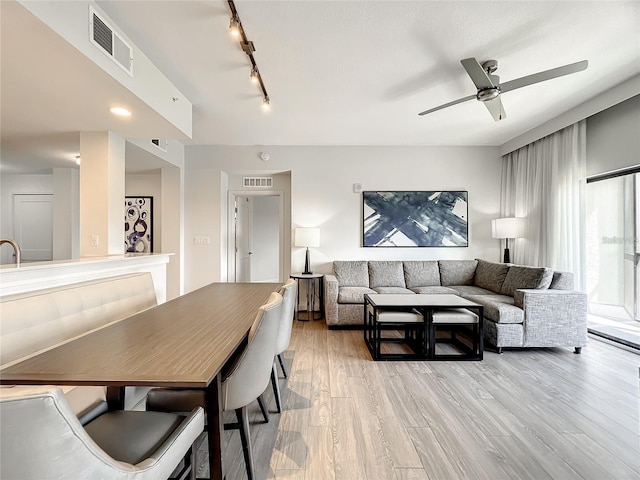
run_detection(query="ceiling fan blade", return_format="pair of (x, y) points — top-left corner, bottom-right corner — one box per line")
(483, 96), (506, 121)
(461, 57), (495, 89)
(418, 94), (476, 116)
(499, 60), (588, 94)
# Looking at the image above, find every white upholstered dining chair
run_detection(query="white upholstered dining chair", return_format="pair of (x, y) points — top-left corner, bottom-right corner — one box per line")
(0, 385), (204, 480)
(146, 291), (284, 480)
(270, 278), (297, 413)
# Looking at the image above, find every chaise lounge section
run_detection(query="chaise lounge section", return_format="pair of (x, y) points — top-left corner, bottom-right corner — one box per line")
(325, 259), (587, 353)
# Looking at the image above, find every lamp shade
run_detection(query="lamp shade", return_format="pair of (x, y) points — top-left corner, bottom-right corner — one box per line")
(295, 227), (320, 248)
(491, 217), (524, 239)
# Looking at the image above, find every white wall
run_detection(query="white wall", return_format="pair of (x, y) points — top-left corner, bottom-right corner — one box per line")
(52, 168), (79, 260)
(586, 94), (640, 177)
(184, 164), (225, 292)
(184, 145), (502, 292)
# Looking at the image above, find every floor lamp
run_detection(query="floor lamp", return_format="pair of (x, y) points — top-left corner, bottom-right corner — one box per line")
(492, 217), (523, 263)
(295, 227), (320, 274)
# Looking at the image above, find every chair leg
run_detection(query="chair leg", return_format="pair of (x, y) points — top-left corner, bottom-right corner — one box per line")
(236, 406), (255, 480)
(271, 361), (282, 414)
(277, 353), (288, 379)
(257, 393), (269, 423)
(189, 441), (197, 480)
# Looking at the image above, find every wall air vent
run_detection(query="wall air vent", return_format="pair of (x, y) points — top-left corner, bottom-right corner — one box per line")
(151, 139), (168, 152)
(89, 6), (133, 76)
(243, 177), (273, 188)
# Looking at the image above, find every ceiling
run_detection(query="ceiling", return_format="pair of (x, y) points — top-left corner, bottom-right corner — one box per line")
(2, 1), (639, 173)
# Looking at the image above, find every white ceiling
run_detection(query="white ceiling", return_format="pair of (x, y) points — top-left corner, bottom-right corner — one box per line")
(2, 1), (639, 173)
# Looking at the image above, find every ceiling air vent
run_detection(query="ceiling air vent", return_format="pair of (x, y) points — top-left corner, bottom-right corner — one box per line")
(151, 139), (168, 152)
(243, 177), (273, 188)
(89, 6), (133, 76)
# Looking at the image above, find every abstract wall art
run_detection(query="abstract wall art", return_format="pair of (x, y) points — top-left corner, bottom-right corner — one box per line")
(125, 196), (153, 253)
(363, 191), (468, 247)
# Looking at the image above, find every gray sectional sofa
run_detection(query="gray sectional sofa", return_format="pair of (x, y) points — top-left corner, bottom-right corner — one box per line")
(324, 259), (588, 353)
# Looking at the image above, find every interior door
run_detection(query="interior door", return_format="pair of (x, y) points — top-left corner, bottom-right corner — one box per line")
(235, 196), (252, 282)
(13, 194), (53, 262)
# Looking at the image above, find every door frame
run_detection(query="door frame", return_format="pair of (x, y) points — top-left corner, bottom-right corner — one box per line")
(227, 190), (284, 283)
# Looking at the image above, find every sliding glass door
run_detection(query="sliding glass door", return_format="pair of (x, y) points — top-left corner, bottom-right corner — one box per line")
(586, 171), (639, 346)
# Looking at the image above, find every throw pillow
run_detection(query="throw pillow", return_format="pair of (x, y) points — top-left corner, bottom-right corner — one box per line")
(474, 259), (510, 293)
(334, 261), (369, 287)
(500, 265), (554, 297)
(438, 260), (477, 286)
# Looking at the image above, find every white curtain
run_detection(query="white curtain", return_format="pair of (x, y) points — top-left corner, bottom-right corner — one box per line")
(501, 120), (586, 290)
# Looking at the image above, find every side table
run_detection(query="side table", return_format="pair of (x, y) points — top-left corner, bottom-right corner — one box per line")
(290, 273), (324, 321)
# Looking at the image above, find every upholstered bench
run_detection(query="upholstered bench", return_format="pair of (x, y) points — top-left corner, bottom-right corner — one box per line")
(365, 302), (425, 360)
(430, 308), (481, 360)
(0, 272), (157, 416)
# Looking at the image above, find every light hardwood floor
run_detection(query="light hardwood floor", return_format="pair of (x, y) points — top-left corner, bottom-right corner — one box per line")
(198, 319), (640, 480)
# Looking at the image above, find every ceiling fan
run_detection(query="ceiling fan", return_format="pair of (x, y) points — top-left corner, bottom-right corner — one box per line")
(418, 58), (588, 121)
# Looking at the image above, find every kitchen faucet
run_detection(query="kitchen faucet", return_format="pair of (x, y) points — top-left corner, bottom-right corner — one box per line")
(0, 239), (21, 266)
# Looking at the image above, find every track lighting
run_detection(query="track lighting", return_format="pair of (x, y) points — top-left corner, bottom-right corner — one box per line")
(227, 0), (271, 111)
(229, 16), (240, 37)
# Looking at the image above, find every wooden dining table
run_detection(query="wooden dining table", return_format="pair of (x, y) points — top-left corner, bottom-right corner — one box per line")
(0, 281), (281, 480)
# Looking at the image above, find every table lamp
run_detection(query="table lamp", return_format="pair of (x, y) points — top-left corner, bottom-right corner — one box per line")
(295, 227), (320, 274)
(491, 217), (523, 263)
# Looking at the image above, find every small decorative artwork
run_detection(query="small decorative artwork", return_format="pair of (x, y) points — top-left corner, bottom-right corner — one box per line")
(363, 191), (468, 247)
(125, 196), (153, 253)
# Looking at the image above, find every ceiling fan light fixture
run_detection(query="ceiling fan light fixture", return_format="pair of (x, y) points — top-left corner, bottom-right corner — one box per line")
(476, 88), (500, 102)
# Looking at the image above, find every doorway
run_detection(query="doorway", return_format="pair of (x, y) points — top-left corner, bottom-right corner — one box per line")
(228, 191), (283, 283)
(586, 169), (640, 349)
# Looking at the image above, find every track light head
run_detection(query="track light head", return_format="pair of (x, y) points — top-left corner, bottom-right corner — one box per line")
(262, 96), (271, 111)
(250, 68), (259, 84)
(229, 16), (240, 37)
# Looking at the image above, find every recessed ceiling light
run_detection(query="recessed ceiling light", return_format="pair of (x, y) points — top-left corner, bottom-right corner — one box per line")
(110, 107), (132, 117)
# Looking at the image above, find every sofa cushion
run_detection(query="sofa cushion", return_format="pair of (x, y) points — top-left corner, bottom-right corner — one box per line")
(369, 261), (405, 288)
(500, 265), (554, 297)
(410, 286), (459, 295)
(438, 260), (477, 286)
(403, 261), (441, 288)
(473, 259), (510, 293)
(372, 287), (414, 294)
(465, 294), (524, 324)
(334, 261), (369, 287)
(549, 271), (574, 290)
(449, 285), (496, 296)
(337, 286), (376, 304)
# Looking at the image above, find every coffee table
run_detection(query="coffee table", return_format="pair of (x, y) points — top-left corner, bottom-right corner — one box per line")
(364, 293), (484, 361)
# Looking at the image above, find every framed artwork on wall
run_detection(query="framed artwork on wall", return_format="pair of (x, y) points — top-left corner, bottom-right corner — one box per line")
(363, 191), (468, 247)
(125, 196), (153, 253)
